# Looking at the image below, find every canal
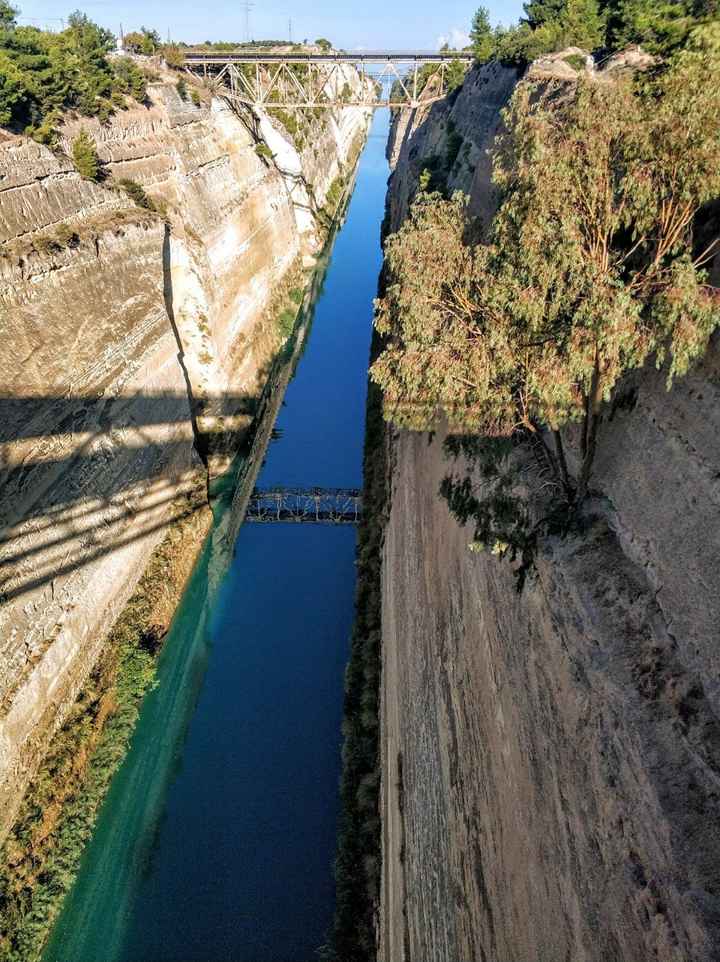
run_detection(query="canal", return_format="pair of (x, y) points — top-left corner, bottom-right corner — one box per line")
(43, 109), (390, 962)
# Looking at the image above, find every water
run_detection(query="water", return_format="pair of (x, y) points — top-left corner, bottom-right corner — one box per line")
(43, 110), (390, 962)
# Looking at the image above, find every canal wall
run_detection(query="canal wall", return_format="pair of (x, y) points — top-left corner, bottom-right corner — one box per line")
(378, 57), (720, 962)
(0, 62), (373, 845)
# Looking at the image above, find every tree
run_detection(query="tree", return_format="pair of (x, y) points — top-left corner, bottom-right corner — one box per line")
(0, 0), (18, 27)
(162, 43), (185, 68)
(372, 35), (720, 501)
(523, 0), (567, 27)
(315, 37), (332, 51)
(72, 127), (100, 179)
(562, 0), (605, 48)
(607, 0), (697, 53)
(122, 30), (145, 53)
(470, 7), (494, 61)
(123, 27), (159, 55)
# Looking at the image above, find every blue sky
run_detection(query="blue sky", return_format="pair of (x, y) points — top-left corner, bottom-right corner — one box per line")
(15, 0), (525, 49)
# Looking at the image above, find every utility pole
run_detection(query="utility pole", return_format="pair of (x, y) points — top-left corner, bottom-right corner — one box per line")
(240, 1), (254, 43)
(288, 17), (292, 43)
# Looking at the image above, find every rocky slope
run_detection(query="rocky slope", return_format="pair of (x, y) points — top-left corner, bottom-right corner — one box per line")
(379, 57), (720, 962)
(0, 66), (371, 843)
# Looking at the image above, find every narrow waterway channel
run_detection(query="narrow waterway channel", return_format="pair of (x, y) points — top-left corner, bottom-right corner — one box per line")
(43, 110), (390, 962)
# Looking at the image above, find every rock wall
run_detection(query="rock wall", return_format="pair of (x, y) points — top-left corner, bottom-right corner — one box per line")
(0, 68), (371, 842)
(379, 60), (720, 962)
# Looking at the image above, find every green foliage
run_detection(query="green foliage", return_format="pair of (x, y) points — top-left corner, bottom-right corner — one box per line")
(445, 119), (464, 170)
(604, 0), (709, 53)
(54, 222), (79, 247)
(564, 51), (588, 67)
(441, 435), (534, 560)
(471, 6), (494, 61)
(315, 37), (332, 51)
(254, 141), (273, 159)
(190, 87), (201, 106)
(562, 0), (606, 48)
(162, 43), (185, 68)
(372, 43), (720, 498)
(176, 76), (187, 99)
(330, 363), (385, 961)
(0, 1), (17, 26)
(117, 177), (155, 209)
(71, 127), (99, 179)
(112, 56), (147, 101)
(524, 0), (568, 27)
(123, 26), (160, 55)
(277, 307), (297, 338)
(0, 13), (157, 134)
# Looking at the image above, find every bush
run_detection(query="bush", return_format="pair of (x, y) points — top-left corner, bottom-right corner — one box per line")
(254, 142), (273, 159)
(176, 77), (187, 100)
(117, 178), (155, 209)
(112, 56), (147, 102)
(163, 43), (186, 68)
(72, 129), (100, 180)
(54, 224), (80, 248)
(190, 88), (201, 107)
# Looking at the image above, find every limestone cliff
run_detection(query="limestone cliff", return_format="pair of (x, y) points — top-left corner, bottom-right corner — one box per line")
(379, 59), (720, 962)
(0, 68), (371, 842)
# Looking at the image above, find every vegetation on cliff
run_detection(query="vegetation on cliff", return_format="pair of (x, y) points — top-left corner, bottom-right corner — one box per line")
(0, 483), (211, 962)
(327, 358), (387, 962)
(0, 6), (150, 137)
(470, 0), (716, 64)
(372, 27), (720, 517)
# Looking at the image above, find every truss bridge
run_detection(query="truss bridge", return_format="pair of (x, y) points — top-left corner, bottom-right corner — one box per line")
(184, 50), (474, 109)
(245, 487), (362, 524)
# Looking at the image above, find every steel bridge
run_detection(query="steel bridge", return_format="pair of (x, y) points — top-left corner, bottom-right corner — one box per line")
(184, 50), (474, 109)
(245, 487), (362, 524)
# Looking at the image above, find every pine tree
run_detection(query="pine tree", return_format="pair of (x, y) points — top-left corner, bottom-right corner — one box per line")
(562, 0), (606, 48)
(72, 128), (100, 180)
(470, 7), (495, 62)
(523, 0), (567, 27)
(609, 0), (695, 53)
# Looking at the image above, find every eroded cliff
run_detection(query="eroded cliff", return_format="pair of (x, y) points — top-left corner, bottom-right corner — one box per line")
(379, 58), (720, 962)
(0, 66), (371, 843)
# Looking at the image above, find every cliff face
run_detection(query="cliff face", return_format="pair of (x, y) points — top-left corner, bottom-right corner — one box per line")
(0, 71), (371, 842)
(379, 61), (720, 962)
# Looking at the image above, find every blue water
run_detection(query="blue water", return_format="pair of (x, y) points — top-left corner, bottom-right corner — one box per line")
(43, 110), (390, 962)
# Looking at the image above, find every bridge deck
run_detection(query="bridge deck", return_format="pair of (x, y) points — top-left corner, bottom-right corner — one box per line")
(245, 487), (362, 524)
(185, 51), (474, 65)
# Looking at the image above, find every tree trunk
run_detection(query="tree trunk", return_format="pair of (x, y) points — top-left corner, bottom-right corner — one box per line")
(553, 429), (573, 499)
(577, 357), (603, 501)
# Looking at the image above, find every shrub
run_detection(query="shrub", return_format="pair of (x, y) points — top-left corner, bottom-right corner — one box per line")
(176, 77), (187, 100)
(72, 129), (100, 180)
(117, 178), (155, 209)
(190, 88), (201, 107)
(163, 43), (186, 68)
(54, 224), (80, 248)
(254, 142), (273, 159)
(113, 56), (147, 102)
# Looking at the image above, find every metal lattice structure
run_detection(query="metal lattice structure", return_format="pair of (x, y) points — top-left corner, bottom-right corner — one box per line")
(184, 51), (474, 109)
(245, 487), (362, 524)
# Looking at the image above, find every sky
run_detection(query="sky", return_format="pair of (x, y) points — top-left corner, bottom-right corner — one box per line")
(15, 0), (526, 50)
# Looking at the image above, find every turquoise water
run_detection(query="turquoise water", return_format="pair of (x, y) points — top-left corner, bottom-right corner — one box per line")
(43, 110), (390, 962)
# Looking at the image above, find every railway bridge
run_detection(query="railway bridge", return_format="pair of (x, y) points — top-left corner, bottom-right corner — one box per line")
(184, 50), (475, 109)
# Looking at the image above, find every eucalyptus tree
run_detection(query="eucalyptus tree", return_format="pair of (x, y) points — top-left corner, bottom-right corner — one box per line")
(372, 27), (720, 502)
